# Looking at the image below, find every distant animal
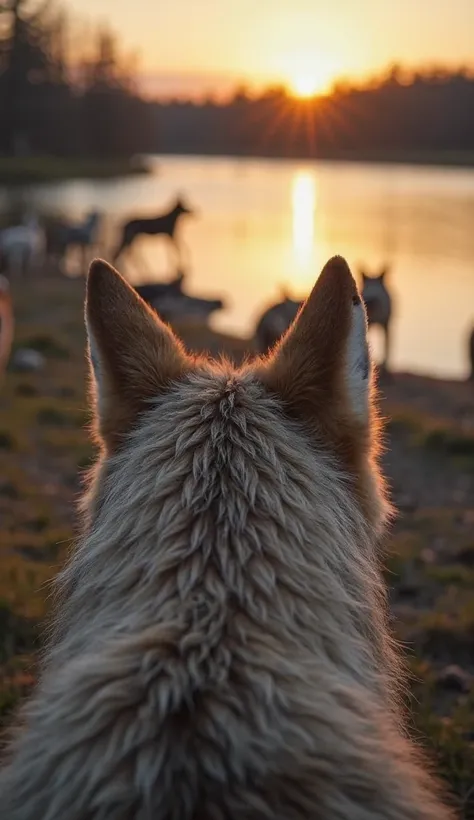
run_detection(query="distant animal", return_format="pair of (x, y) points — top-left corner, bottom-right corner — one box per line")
(0, 256), (453, 820)
(112, 196), (194, 267)
(134, 271), (224, 325)
(133, 270), (186, 305)
(46, 210), (102, 271)
(255, 289), (303, 353)
(0, 275), (14, 376)
(469, 326), (474, 381)
(10, 348), (45, 373)
(0, 212), (44, 279)
(360, 267), (393, 370)
(157, 293), (225, 325)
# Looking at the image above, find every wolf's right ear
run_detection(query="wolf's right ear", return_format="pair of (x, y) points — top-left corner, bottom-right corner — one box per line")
(85, 259), (189, 451)
(258, 256), (374, 468)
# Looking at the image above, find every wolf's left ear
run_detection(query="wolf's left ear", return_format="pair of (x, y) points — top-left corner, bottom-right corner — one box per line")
(259, 256), (373, 459)
(85, 259), (189, 451)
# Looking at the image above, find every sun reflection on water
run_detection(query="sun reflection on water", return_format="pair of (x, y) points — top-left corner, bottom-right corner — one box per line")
(291, 171), (316, 271)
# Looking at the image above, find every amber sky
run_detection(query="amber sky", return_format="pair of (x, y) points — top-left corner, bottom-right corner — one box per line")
(71, 0), (474, 97)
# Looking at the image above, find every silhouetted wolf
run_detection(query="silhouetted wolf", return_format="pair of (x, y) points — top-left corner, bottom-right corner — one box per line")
(0, 257), (453, 819)
(112, 196), (194, 264)
(360, 267), (393, 369)
(255, 290), (303, 354)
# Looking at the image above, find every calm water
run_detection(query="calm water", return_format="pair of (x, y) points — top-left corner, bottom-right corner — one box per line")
(3, 155), (474, 378)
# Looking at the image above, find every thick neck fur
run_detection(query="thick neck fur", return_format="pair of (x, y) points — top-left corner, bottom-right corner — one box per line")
(55, 368), (391, 685)
(0, 365), (453, 819)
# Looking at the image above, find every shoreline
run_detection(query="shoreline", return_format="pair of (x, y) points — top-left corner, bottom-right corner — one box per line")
(1, 150), (474, 186)
(151, 148), (474, 171)
(0, 155), (151, 186)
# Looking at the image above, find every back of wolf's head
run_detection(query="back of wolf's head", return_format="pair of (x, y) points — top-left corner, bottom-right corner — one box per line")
(8, 257), (453, 820)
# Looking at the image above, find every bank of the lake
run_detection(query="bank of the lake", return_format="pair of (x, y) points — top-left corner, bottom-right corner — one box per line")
(0, 155), (151, 185)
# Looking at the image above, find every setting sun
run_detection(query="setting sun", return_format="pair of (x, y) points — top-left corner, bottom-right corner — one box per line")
(291, 74), (320, 99)
(284, 53), (341, 99)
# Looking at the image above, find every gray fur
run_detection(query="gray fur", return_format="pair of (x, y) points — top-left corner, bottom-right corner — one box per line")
(0, 368), (452, 817)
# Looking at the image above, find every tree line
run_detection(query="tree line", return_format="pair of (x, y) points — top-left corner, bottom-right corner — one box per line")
(151, 66), (474, 160)
(1, 0), (473, 163)
(0, 0), (155, 158)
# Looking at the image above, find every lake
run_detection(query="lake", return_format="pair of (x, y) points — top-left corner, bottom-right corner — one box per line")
(2, 154), (474, 378)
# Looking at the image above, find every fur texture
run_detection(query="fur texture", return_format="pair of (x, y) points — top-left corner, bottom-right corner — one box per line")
(0, 257), (453, 819)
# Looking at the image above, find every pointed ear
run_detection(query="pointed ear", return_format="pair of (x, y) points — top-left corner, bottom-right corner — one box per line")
(85, 259), (190, 451)
(258, 256), (374, 467)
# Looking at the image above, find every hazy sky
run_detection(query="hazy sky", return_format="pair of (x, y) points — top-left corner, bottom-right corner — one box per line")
(70, 0), (474, 96)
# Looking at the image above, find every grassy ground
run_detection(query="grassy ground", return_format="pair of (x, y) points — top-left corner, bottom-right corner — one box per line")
(0, 155), (150, 185)
(1, 273), (474, 814)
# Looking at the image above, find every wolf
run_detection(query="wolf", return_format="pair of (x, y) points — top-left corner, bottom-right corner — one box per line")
(360, 268), (393, 370)
(0, 256), (453, 819)
(255, 290), (303, 354)
(112, 197), (194, 267)
(0, 212), (44, 279)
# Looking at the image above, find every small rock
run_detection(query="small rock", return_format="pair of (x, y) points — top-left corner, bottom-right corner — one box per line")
(11, 348), (46, 372)
(436, 665), (472, 694)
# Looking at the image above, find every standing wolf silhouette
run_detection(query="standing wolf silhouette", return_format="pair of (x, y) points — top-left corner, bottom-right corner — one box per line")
(255, 291), (303, 354)
(0, 256), (453, 819)
(360, 268), (393, 370)
(112, 197), (194, 266)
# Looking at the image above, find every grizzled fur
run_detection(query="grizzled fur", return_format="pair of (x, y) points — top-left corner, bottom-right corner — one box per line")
(0, 257), (453, 819)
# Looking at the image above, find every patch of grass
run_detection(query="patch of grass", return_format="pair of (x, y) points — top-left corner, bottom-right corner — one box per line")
(0, 155), (150, 184)
(0, 480), (19, 500)
(21, 334), (70, 360)
(14, 382), (38, 398)
(424, 429), (474, 459)
(0, 600), (37, 663)
(36, 406), (74, 427)
(412, 706), (474, 815)
(426, 565), (474, 587)
(23, 514), (51, 533)
(388, 408), (474, 468)
(0, 431), (16, 451)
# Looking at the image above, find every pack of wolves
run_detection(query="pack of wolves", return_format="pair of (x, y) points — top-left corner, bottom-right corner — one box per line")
(0, 198), (472, 380)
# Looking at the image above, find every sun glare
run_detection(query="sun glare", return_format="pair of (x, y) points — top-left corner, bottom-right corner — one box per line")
(284, 53), (340, 99)
(291, 74), (320, 99)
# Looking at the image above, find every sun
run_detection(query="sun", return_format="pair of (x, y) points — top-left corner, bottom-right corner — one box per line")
(291, 74), (321, 99)
(284, 53), (340, 99)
